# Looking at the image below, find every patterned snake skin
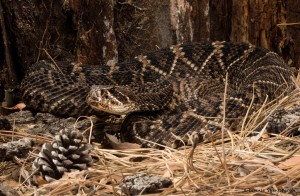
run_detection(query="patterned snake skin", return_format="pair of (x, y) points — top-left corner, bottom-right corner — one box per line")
(21, 41), (294, 148)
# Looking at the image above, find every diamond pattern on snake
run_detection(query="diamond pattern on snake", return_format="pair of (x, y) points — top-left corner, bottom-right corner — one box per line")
(21, 41), (294, 148)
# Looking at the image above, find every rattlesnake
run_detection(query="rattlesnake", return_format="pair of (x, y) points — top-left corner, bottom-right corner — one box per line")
(21, 41), (294, 148)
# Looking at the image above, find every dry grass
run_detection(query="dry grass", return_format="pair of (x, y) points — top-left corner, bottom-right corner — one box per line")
(1, 89), (300, 195)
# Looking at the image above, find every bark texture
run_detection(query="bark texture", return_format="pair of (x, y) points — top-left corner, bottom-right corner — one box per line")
(0, 0), (299, 100)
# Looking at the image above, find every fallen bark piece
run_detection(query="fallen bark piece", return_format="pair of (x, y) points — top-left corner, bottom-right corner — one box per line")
(0, 138), (34, 161)
(0, 182), (20, 196)
(6, 110), (35, 124)
(120, 173), (173, 195)
(0, 116), (12, 130)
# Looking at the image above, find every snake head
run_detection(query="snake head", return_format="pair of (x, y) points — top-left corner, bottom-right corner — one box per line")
(86, 85), (136, 115)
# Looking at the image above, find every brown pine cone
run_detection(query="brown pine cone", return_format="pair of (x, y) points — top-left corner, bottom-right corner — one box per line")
(33, 128), (93, 182)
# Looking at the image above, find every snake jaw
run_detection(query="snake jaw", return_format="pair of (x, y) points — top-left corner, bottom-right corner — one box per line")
(86, 85), (136, 115)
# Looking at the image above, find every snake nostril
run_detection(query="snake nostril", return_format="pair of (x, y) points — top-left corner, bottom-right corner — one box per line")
(103, 94), (109, 99)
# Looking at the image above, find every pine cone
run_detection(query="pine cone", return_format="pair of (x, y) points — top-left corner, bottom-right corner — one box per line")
(33, 128), (93, 182)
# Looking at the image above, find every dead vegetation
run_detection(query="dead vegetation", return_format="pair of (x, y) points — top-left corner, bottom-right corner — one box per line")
(1, 87), (300, 195)
(1, 66), (300, 195)
(0, 1), (299, 195)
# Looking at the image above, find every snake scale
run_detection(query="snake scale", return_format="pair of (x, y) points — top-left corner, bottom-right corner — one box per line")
(21, 41), (294, 148)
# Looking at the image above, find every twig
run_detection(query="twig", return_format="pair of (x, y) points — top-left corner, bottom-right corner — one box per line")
(42, 48), (64, 74)
(75, 116), (94, 144)
(271, 145), (300, 163)
(36, 0), (53, 62)
(117, 0), (145, 11)
(277, 22), (300, 26)
(221, 72), (231, 187)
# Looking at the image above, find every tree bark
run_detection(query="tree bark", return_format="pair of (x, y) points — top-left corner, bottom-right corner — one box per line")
(0, 0), (299, 96)
(70, 0), (118, 65)
(0, 1), (18, 86)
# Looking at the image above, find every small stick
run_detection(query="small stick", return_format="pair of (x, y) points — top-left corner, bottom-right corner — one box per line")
(42, 48), (64, 74)
(271, 145), (300, 163)
(221, 72), (231, 186)
(277, 22), (300, 26)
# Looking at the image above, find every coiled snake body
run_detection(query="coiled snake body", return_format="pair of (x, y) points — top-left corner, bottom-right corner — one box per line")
(21, 41), (293, 147)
